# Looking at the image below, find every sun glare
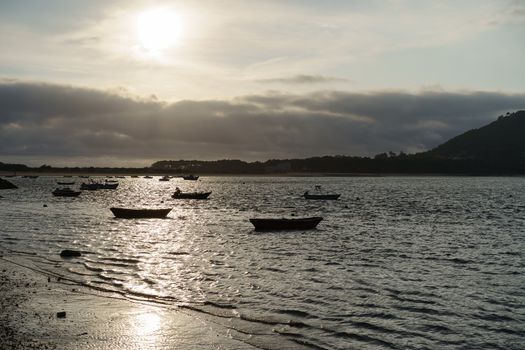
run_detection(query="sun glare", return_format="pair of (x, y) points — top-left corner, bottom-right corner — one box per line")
(136, 8), (182, 54)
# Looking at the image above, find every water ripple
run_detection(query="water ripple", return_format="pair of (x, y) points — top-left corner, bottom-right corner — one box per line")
(1, 176), (525, 349)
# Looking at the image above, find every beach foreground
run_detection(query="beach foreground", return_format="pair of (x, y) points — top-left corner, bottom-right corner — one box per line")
(0, 253), (257, 350)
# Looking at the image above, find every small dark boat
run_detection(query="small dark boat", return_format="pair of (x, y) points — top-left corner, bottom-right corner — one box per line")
(0, 178), (17, 189)
(144, 176), (153, 179)
(57, 181), (75, 185)
(81, 182), (100, 190)
(303, 191), (340, 200)
(159, 175), (170, 181)
(79, 175), (90, 178)
(110, 207), (172, 219)
(249, 217), (323, 231)
(80, 181), (118, 190)
(172, 191), (211, 199)
(102, 182), (118, 189)
(52, 187), (81, 197)
(182, 174), (199, 180)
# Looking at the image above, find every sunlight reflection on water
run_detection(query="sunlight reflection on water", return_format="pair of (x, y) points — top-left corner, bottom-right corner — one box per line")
(0, 176), (524, 349)
(135, 311), (161, 336)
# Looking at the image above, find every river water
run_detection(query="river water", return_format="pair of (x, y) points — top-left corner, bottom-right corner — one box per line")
(0, 176), (524, 349)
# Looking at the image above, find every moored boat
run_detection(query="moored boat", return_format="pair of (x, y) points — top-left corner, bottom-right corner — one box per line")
(80, 181), (118, 190)
(57, 181), (75, 185)
(0, 178), (17, 189)
(52, 187), (81, 197)
(172, 188), (211, 199)
(159, 175), (170, 181)
(110, 207), (172, 219)
(81, 182), (100, 190)
(249, 217), (323, 231)
(182, 174), (199, 180)
(102, 182), (118, 189)
(303, 191), (340, 200)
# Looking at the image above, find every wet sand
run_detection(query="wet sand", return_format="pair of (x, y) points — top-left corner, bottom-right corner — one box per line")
(0, 253), (257, 350)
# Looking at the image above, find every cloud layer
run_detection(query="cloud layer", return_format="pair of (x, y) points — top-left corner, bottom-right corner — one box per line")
(1, 81), (524, 166)
(256, 75), (350, 84)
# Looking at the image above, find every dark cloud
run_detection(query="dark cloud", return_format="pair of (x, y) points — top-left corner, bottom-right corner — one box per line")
(512, 8), (525, 16)
(491, 3), (525, 25)
(256, 75), (350, 84)
(1, 81), (524, 166)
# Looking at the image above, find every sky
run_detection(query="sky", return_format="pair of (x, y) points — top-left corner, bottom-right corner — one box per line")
(1, 0), (525, 166)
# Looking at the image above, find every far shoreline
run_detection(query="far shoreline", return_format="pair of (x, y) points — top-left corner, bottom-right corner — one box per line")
(2, 171), (525, 177)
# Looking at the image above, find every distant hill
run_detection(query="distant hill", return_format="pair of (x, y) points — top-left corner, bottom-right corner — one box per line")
(422, 110), (525, 172)
(149, 111), (525, 174)
(0, 162), (29, 172)
(428, 110), (525, 160)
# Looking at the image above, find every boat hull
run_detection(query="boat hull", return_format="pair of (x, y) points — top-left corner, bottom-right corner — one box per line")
(249, 217), (323, 231)
(52, 190), (81, 197)
(110, 207), (172, 219)
(81, 183), (99, 190)
(102, 183), (118, 189)
(304, 194), (340, 200)
(81, 182), (119, 190)
(172, 192), (211, 199)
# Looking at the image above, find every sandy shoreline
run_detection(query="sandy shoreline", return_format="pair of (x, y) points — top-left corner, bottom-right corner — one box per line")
(0, 252), (258, 350)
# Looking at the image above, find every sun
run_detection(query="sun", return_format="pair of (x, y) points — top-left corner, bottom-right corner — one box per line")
(136, 8), (182, 54)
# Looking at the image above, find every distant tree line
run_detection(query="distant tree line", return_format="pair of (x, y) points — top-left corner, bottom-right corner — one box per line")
(0, 162), (29, 172)
(149, 154), (525, 174)
(1, 154), (524, 176)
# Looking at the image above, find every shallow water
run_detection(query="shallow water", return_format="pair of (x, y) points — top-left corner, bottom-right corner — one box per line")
(0, 176), (524, 349)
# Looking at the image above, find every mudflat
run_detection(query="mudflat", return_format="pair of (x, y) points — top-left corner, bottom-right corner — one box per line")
(0, 253), (257, 350)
